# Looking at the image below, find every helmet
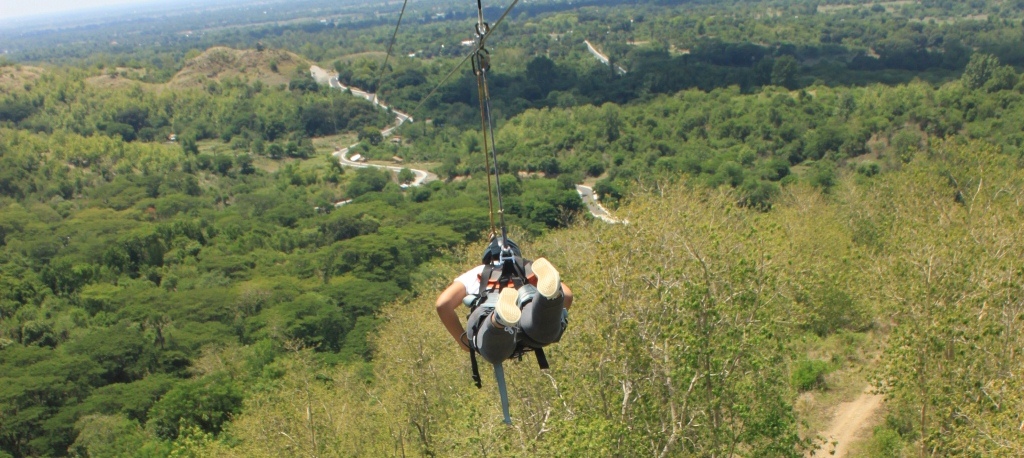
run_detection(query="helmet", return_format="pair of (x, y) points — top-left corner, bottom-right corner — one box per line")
(482, 235), (521, 264)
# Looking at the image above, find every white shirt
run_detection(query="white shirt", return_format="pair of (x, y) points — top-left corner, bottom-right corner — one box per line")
(454, 265), (487, 295)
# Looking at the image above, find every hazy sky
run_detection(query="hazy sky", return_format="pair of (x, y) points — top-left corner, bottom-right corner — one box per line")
(0, 0), (167, 21)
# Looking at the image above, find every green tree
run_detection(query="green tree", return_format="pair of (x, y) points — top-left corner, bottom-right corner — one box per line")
(213, 155), (233, 176)
(256, 293), (350, 352)
(346, 167), (389, 198)
(146, 372), (242, 440)
(358, 126), (383, 146)
(267, 143), (284, 159)
(397, 168), (415, 184)
(70, 414), (150, 458)
(235, 153), (255, 175)
(180, 136), (199, 155)
(771, 55), (799, 89)
(961, 53), (1000, 90)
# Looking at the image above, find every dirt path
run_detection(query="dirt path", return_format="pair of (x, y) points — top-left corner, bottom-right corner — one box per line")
(817, 386), (884, 457)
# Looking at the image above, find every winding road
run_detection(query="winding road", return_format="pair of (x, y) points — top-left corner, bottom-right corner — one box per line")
(584, 40), (627, 75)
(313, 64), (434, 203)
(314, 65), (621, 223)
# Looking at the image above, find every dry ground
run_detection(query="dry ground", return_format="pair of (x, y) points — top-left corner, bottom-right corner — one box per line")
(796, 331), (886, 457)
(817, 387), (885, 457)
(0, 65), (44, 94)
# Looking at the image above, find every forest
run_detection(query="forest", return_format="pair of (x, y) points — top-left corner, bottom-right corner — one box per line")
(3, 0), (1024, 456)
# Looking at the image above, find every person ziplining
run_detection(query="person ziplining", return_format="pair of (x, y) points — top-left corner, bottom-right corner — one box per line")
(356, 0), (574, 425)
(423, 0), (576, 425)
(435, 237), (574, 425)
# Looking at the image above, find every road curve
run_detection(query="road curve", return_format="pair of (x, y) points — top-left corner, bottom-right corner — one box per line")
(332, 146), (436, 187)
(576, 184), (623, 224)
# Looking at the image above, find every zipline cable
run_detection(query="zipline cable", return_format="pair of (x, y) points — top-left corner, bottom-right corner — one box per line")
(475, 60), (498, 236)
(372, 0), (410, 104)
(474, 44), (507, 241)
(409, 0), (521, 118)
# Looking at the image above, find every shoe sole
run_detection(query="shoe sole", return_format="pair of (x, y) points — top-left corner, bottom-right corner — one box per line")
(532, 257), (561, 299)
(495, 288), (522, 327)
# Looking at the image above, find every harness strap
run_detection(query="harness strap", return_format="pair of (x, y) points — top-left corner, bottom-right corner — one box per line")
(494, 363), (512, 425)
(500, 255), (528, 287)
(469, 345), (482, 388)
(534, 347), (549, 370)
(468, 262), (497, 388)
(477, 263), (497, 300)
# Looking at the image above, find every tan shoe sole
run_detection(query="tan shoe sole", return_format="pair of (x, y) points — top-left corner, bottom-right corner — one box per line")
(532, 257), (561, 299)
(495, 287), (522, 328)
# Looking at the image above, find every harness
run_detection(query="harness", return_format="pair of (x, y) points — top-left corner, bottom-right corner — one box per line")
(466, 251), (549, 425)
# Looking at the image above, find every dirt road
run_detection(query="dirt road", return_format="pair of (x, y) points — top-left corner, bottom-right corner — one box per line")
(817, 387), (884, 457)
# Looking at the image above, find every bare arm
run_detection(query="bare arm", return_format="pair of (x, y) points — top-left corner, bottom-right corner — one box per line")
(561, 282), (573, 310)
(436, 282), (470, 352)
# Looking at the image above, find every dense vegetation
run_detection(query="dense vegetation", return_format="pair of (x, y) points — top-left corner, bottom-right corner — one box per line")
(3, 0), (1024, 456)
(186, 140), (1024, 457)
(0, 62), (583, 456)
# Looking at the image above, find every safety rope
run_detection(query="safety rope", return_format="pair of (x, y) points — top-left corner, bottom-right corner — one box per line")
(474, 58), (498, 236)
(493, 363), (512, 425)
(472, 0), (509, 242)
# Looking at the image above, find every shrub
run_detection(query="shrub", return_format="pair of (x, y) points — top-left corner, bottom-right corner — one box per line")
(807, 160), (837, 191)
(791, 359), (831, 392)
(798, 283), (871, 337)
(857, 161), (880, 177)
(867, 426), (905, 457)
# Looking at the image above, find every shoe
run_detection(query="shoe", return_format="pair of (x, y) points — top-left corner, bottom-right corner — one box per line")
(532, 257), (561, 299)
(493, 287), (522, 328)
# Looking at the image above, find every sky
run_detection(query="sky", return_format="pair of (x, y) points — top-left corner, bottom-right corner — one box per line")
(0, 0), (169, 21)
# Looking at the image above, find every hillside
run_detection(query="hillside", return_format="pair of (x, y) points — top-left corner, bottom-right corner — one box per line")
(168, 47), (310, 89)
(84, 67), (158, 92)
